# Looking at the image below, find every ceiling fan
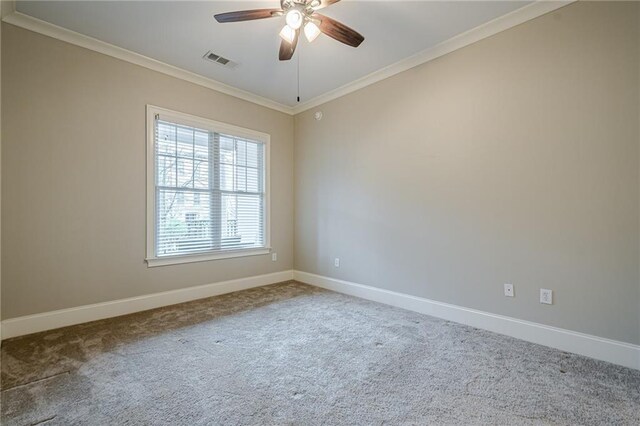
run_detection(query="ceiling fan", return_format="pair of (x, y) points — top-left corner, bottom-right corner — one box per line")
(214, 0), (365, 61)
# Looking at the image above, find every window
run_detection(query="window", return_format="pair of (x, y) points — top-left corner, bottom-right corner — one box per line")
(146, 106), (270, 267)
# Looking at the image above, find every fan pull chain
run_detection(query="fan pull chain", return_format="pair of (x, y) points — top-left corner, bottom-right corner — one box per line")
(297, 50), (300, 103)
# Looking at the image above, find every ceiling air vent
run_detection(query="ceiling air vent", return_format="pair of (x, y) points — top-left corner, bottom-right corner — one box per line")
(203, 51), (236, 68)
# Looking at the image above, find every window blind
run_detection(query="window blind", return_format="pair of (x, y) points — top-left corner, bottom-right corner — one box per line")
(154, 118), (265, 257)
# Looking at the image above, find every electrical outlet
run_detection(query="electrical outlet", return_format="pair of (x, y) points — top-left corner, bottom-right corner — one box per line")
(540, 288), (553, 305)
(271, 253), (277, 262)
(504, 283), (514, 297)
(334, 258), (340, 268)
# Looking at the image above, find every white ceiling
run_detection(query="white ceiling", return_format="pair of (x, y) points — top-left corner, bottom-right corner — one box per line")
(16, 1), (532, 107)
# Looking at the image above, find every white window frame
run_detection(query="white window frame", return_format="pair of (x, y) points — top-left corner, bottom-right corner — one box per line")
(145, 105), (271, 267)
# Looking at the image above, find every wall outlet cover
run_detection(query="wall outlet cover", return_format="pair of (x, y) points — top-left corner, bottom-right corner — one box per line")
(271, 253), (277, 262)
(504, 283), (514, 297)
(334, 258), (340, 268)
(540, 288), (553, 305)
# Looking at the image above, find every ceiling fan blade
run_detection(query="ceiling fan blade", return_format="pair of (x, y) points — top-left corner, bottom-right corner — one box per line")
(316, 14), (364, 47)
(311, 0), (341, 11)
(214, 9), (282, 23)
(279, 30), (299, 61)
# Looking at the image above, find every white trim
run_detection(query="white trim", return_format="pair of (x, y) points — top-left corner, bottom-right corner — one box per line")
(145, 105), (271, 267)
(290, 0), (574, 114)
(1, 11), (293, 115)
(146, 248), (272, 268)
(1, 2), (574, 116)
(293, 271), (640, 370)
(148, 105), (272, 142)
(3, 269), (637, 370)
(0, 270), (294, 340)
(1, 0), (16, 19)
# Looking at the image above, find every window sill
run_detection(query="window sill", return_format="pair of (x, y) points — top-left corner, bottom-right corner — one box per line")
(146, 247), (271, 267)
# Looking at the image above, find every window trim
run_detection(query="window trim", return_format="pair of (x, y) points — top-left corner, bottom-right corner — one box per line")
(145, 105), (271, 267)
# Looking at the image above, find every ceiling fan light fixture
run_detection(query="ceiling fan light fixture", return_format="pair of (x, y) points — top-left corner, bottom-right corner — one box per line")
(279, 25), (296, 44)
(285, 9), (303, 30)
(213, 0), (364, 62)
(304, 21), (321, 42)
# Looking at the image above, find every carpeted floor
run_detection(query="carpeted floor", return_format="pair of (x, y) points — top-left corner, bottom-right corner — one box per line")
(1, 281), (639, 425)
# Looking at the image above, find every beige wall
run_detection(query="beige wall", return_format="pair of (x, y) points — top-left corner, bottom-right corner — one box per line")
(294, 1), (640, 345)
(1, 24), (294, 319)
(0, 20), (3, 338)
(2, 1), (639, 346)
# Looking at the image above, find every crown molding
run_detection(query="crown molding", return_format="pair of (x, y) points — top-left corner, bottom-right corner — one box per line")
(291, 0), (575, 114)
(1, 10), (295, 115)
(2, 1), (574, 117)
(1, 0), (16, 19)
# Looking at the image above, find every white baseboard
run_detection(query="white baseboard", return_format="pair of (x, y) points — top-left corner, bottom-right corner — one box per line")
(1, 270), (294, 340)
(294, 271), (640, 370)
(3, 269), (637, 370)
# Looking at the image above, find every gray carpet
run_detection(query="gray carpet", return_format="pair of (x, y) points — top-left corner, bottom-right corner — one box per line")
(1, 281), (639, 425)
